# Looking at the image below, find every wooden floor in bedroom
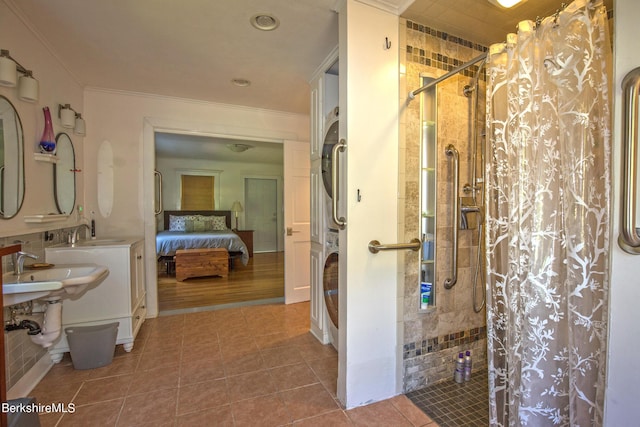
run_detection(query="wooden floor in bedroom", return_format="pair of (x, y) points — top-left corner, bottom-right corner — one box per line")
(157, 252), (284, 312)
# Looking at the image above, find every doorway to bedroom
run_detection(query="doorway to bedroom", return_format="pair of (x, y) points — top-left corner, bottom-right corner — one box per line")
(154, 132), (286, 314)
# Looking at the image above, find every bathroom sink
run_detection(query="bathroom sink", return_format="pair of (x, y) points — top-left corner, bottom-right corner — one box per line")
(2, 264), (109, 306)
(72, 239), (126, 247)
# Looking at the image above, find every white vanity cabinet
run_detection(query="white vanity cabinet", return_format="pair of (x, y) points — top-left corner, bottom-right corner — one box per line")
(45, 237), (146, 363)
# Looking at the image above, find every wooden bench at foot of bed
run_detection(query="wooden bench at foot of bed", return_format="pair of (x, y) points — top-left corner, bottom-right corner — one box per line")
(175, 248), (229, 281)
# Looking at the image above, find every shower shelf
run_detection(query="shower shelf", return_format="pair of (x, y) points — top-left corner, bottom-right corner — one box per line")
(419, 76), (437, 313)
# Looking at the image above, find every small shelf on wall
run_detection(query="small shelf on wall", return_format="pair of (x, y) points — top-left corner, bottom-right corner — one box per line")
(24, 214), (69, 223)
(33, 153), (58, 164)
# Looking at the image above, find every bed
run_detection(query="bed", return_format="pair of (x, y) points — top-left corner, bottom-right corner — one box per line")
(156, 210), (249, 267)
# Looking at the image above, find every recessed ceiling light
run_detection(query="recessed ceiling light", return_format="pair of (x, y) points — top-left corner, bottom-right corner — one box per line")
(250, 14), (280, 31)
(231, 78), (251, 87)
(226, 144), (253, 153)
(488, 0), (527, 8)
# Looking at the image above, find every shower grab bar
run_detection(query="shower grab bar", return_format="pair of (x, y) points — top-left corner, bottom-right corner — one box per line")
(332, 139), (347, 229)
(368, 238), (421, 254)
(620, 67), (640, 254)
(444, 144), (459, 289)
(154, 170), (163, 216)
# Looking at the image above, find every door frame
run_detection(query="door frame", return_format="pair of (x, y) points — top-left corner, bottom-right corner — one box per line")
(142, 117), (299, 317)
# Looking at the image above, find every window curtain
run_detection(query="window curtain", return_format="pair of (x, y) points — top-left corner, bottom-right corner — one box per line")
(484, 0), (612, 425)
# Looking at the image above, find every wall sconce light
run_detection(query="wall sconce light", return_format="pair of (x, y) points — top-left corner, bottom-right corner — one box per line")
(0, 49), (39, 102)
(58, 104), (87, 135)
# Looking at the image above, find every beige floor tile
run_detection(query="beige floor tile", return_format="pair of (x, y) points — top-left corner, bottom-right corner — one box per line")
(176, 404), (234, 426)
(292, 409), (353, 426)
(127, 365), (180, 395)
(73, 374), (132, 406)
(57, 398), (123, 427)
(389, 395), (437, 426)
(280, 383), (340, 421)
(137, 350), (181, 371)
(118, 388), (178, 427)
(346, 400), (413, 427)
(269, 362), (320, 391)
(31, 380), (83, 407)
(87, 354), (140, 379)
(177, 378), (229, 415)
(231, 394), (291, 427)
(260, 345), (304, 368)
(223, 352), (265, 376)
(226, 369), (277, 402)
(180, 357), (226, 385)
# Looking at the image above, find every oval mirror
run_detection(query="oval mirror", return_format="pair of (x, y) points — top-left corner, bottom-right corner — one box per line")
(53, 133), (76, 214)
(0, 95), (25, 219)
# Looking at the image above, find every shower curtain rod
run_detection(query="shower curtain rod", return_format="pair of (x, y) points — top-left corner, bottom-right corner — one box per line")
(407, 53), (487, 101)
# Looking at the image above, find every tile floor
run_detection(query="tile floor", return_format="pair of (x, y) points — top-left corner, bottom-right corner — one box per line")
(30, 301), (439, 426)
(406, 369), (489, 427)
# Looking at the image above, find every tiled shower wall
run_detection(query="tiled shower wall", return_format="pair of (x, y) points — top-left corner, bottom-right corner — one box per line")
(400, 18), (488, 392)
(1, 227), (83, 389)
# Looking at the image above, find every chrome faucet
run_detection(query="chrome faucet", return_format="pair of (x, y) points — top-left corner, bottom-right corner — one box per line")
(71, 223), (91, 244)
(12, 251), (38, 275)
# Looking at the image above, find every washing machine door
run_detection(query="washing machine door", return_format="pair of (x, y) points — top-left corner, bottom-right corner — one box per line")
(321, 120), (339, 198)
(323, 252), (339, 328)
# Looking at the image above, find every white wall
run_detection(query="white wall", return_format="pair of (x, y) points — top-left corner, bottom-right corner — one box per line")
(0, 1), (85, 237)
(605, 0), (640, 423)
(338, 0), (400, 408)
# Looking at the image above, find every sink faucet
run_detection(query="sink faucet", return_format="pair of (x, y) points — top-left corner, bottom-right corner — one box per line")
(71, 223), (91, 244)
(12, 251), (38, 275)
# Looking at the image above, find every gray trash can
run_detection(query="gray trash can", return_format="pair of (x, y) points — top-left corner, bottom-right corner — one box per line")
(7, 397), (41, 427)
(65, 322), (119, 370)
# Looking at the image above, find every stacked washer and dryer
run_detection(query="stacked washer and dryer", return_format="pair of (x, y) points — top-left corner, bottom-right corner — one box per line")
(321, 108), (340, 350)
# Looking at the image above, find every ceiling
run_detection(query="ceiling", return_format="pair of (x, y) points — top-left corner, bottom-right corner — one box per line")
(6, 0), (614, 160)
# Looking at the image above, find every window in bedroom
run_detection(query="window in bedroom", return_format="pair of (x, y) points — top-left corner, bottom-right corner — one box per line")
(181, 175), (215, 209)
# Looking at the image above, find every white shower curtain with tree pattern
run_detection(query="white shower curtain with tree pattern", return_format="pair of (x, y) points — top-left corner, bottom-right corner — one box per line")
(485, 0), (612, 425)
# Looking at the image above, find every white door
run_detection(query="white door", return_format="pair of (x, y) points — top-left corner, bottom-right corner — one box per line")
(245, 178), (278, 252)
(284, 140), (311, 304)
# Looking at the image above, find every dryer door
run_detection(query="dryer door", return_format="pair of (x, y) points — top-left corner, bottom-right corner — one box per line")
(321, 120), (339, 198)
(323, 252), (339, 328)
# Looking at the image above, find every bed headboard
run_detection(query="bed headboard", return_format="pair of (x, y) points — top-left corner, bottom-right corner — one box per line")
(163, 210), (232, 230)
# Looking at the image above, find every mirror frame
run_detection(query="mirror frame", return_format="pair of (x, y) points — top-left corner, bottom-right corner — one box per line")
(0, 95), (25, 219)
(53, 132), (76, 215)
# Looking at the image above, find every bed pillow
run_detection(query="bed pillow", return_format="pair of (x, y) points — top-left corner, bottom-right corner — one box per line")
(206, 215), (228, 231)
(168, 215), (187, 231)
(184, 218), (206, 232)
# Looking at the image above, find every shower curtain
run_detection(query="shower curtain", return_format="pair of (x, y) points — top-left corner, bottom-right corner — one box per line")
(485, 0), (611, 425)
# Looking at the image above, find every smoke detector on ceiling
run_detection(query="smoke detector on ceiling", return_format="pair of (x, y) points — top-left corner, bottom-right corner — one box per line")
(250, 14), (280, 31)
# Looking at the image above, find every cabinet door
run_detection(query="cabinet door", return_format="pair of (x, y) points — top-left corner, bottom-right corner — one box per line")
(130, 241), (146, 310)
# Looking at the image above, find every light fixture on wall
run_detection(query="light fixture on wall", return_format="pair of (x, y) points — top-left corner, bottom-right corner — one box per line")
(0, 49), (39, 102)
(58, 104), (86, 135)
(226, 143), (253, 153)
(488, 0), (527, 8)
(231, 201), (244, 230)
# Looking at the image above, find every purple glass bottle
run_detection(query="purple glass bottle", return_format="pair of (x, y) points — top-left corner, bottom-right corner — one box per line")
(39, 106), (56, 153)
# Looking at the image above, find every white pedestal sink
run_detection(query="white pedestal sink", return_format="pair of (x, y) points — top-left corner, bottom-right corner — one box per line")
(2, 264), (109, 349)
(2, 264), (109, 306)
